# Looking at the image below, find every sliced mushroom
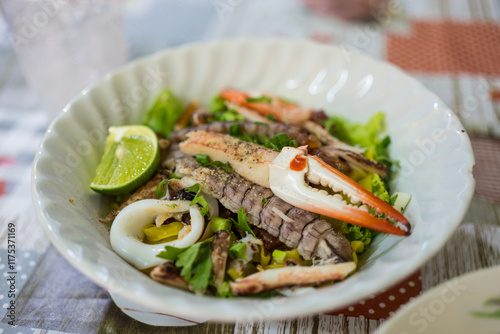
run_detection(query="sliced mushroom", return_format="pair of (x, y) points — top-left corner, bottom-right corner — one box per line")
(151, 261), (189, 290)
(211, 230), (230, 289)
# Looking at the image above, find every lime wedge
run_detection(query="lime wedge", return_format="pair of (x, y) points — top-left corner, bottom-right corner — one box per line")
(90, 125), (159, 195)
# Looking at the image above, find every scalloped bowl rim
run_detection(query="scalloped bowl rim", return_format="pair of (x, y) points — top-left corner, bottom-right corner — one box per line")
(31, 38), (475, 322)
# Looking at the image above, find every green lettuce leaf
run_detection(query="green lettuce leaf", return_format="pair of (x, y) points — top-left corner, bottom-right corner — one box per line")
(143, 89), (184, 138)
(345, 224), (372, 248)
(324, 111), (395, 168)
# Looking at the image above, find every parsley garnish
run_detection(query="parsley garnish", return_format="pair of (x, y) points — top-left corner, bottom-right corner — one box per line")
(185, 183), (209, 216)
(157, 241), (212, 291)
(261, 197), (268, 205)
(195, 154), (232, 173)
(266, 114), (276, 122)
(230, 207), (255, 237)
(229, 123), (240, 136)
(264, 133), (298, 151)
(230, 130), (299, 152)
(155, 179), (169, 199)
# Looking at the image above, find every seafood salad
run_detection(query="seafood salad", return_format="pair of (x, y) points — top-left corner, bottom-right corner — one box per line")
(94, 89), (411, 297)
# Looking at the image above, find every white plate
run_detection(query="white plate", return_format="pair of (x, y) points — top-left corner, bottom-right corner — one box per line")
(31, 39), (475, 324)
(376, 265), (500, 334)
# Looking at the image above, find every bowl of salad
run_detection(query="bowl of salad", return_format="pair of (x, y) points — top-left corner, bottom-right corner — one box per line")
(31, 38), (475, 324)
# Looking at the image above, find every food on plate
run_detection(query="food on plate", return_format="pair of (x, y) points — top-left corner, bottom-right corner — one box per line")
(92, 88), (411, 297)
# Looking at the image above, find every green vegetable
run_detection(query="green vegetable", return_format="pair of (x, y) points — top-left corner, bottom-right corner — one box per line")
(344, 224), (372, 248)
(271, 249), (287, 264)
(209, 94), (227, 112)
(170, 173), (181, 180)
(371, 174), (390, 202)
(351, 240), (365, 253)
(177, 241), (212, 290)
(216, 281), (233, 298)
(195, 154), (232, 173)
(185, 183), (209, 216)
(229, 123), (241, 136)
(143, 89), (184, 138)
(155, 179), (169, 199)
(263, 133), (298, 151)
(266, 114), (276, 122)
(230, 207), (255, 237)
(246, 96), (272, 103)
(261, 197), (268, 205)
(324, 112), (396, 169)
(210, 216), (232, 232)
(214, 109), (245, 122)
(143, 222), (184, 243)
(229, 243), (247, 259)
(157, 241), (213, 291)
(157, 245), (188, 261)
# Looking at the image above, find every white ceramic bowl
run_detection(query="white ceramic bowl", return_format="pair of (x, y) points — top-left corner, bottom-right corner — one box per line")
(31, 39), (475, 324)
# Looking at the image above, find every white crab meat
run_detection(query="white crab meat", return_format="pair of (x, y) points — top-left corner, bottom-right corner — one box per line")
(110, 199), (206, 270)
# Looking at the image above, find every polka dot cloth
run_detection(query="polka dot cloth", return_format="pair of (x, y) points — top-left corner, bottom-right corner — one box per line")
(1, 250), (42, 326)
(325, 271), (422, 319)
(387, 20), (500, 75)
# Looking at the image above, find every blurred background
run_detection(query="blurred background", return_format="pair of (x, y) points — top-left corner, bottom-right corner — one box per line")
(0, 1), (500, 333)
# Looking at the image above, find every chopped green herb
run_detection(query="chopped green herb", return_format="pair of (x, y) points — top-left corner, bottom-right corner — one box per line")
(195, 154), (211, 166)
(246, 96), (272, 103)
(157, 245), (188, 261)
(185, 183), (209, 216)
(195, 154), (233, 173)
(264, 133), (299, 151)
(170, 173), (181, 180)
(266, 114), (276, 122)
(234, 131), (298, 152)
(261, 197), (268, 205)
(155, 179), (169, 199)
(157, 241), (213, 291)
(230, 207), (255, 237)
(214, 109), (245, 122)
(229, 123), (241, 136)
(165, 203), (178, 208)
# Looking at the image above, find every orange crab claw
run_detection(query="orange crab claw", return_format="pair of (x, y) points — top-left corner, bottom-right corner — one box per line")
(220, 88), (313, 124)
(269, 147), (411, 236)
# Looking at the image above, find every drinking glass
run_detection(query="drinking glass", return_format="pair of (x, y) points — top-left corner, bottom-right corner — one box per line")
(0, 0), (128, 117)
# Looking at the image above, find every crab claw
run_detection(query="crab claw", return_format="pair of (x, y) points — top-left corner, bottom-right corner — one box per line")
(269, 147), (411, 236)
(220, 88), (313, 124)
